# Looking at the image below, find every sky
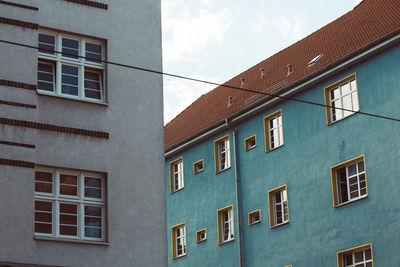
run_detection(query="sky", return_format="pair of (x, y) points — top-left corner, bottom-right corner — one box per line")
(161, 0), (363, 124)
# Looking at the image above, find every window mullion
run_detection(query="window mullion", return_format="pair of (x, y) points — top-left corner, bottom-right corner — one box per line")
(346, 166), (351, 201)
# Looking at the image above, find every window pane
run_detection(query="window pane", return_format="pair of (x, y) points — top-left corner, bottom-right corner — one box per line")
(85, 188), (101, 198)
(85, 227), (101, 238)
(60, 225), (77, 236)
(38, 63), (54, 92)
(35, 182), (52, 194)
(60, 185), (77, 196)
(60, 214), (77, 225)
(62, 65), (79, 76)
(60, 174), (78, 196)
(37, 82), (53, 91)
(358, 162), (364, 172)
(85, 216), (101, 227)
(86, 43), (101, 54)
(352, 92), (359, 112)
(342, 94), (353, 117)
(60, 203), (77, 214)
(35, 211), (52, 222)
(35, 201), (52, 211)
(35, 223), (52, 234)
(341, 83), (351, 95)
(365, 249), (372, 260)
(344, 254), (353, 265)
(366, 263), (372, 267)
(62, 85), (78, 96)
(38, 33), (55, 54)
(85, 177), (101, 187)
(35, 171), (53, 193)
(85, 206), (102, 216)
(62, 38), (79, 58)
(354, 251), (364, 262)
(62, 75), (78, 86)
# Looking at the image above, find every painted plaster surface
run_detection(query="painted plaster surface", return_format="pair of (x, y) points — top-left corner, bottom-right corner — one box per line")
(165, 44), (400, 266)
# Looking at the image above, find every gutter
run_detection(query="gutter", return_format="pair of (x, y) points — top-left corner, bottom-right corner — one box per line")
(165, 29), (400, 158)
(225, 118), (243, 267)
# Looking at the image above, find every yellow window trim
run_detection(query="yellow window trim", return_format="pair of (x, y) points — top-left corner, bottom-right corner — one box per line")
(244, 134), (257, 152)
(330, 154), (367, 207)
(213, 134), (230, 174)
(193, 159), (204, 174)
(337, 243), (373, 267)
(267, 184), (289, 228)
(169, 157), (183, 194)
(171, 222), (186, 259)
(196, 228), (206, 243)
(217, 204), (234, 245)
(248, 209), (261, 225)
(324, 73), (358, 125)
(284, 265), (293, 267)
(263, 109), (283, 152)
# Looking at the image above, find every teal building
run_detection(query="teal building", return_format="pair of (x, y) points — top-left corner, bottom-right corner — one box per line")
(164, 0), (400, 266)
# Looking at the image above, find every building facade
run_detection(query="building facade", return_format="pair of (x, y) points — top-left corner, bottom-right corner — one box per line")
(0, 0), (166, 266)
(164, 0), (400, 266)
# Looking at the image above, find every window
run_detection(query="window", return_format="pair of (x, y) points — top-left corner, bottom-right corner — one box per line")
(214, 134), (231, 173)
(337, 244), (373, 267)
(38, 30), (105, 103)
(34, 167), (106, 242)
(244, 134), (256, 151)
(171, 222), (186, 259)
(217, 205), (234, 244)
(268, 185), (289, 228)
(193, 159), (204, 174)
(169, 157), (184, 193)
(308, 53), (324, 66)
(324, 73), (359, 124)
(248, 209), (261, 225)
(263, 110), (283, 152)
(196, 228), (206, 243)
(331, 155), (367, 207)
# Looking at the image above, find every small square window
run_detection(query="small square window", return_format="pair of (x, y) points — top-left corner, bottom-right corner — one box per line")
(169, 157), (184, 193)
(324, 73), (359, 125)
(337, 244), (373, 267)
(244, 135), (256, 151)
(268, 185), (289, 228)
(217, 205), (234, 244)
(331, 155), (367, 207)
(264, 110), (284, 152)
(214, 134), (231, 173)
(171, 222), (186, 259)
(248, 210), (261, 225)
(196, 228), (206, 243)
(193, 159), (204, 174)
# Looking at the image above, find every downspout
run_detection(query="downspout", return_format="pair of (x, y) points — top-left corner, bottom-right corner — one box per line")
(225, 118), (243, 267)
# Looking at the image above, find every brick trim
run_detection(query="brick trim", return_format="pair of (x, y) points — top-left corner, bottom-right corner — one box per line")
(64, 0), (107, 10)
(0, 0), (38, 11)
(0, 157), (35, 168)
(0, 140), (35, 149)
(0, 17), (38, 29)
(0, 99), (36, 109)
(0, 79), (36, 90)
(0, 118), (109, 139)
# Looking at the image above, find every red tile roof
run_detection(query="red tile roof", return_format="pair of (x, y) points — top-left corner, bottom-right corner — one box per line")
(165, 0), (400, 151)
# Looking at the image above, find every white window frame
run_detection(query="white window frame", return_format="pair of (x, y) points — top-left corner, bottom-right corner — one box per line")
(268, 185), (289, 228)
(171, 223), (186, 259)
(34, 167), (106, 242)
(214, 135), (231, 173)
(337, 244), (373, 267)
(324, 73), (359, 125)
(38, 29), (106, 103)
(169, 157), (184, 193)
(264, 110), (284, 152)
(196, 228), (207, 243)
(221, 209), (233, 242)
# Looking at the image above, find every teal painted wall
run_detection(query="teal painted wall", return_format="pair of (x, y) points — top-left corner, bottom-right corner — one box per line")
(165, 44), (400, 266)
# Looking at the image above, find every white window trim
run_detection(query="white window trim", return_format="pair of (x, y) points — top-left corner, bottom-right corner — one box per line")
(221, 208), (234, 243)
(170, 158), (184, 193)
(34, 167), (106, 242)
(175, 225), (186, 258)
(38, 29), (106, 104)
(273, 189), (288, 226)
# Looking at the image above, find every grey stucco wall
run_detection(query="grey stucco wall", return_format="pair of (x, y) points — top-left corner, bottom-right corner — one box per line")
(0, 0), (166, 266)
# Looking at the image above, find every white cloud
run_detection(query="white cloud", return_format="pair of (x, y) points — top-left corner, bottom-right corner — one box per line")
(162, 3), (233, 67)
(163, 75), (220, 124)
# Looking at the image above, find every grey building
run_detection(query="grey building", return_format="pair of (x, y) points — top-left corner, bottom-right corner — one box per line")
(0, 0), (166, 266)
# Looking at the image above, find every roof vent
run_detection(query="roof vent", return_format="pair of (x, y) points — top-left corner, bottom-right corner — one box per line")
(260, 68), (265, 79)
(240, 78), (245, 88)
(287, 64), (293, 76)
(227, 96), (233, 107)
(308, 54), (324, 67)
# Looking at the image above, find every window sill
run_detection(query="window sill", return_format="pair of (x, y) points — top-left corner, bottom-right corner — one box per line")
(245, 145), (256, 152)
(196, 239), (207, 243)
(266, 144), (284, 153)
(173, 254), (187, 260)
(218, 238), (234, 246)
(34, 236), (110, 246)
(270, 221), (289, 229)
(194, 169), (204, 174)
(170, 187), (184, 194)
(216, 166), (231, 174)
(335, 194), (368, 208)
(249, 220), (261, 226)
(37, 90), (109, 106)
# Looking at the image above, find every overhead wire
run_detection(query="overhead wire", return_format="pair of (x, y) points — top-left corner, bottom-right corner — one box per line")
(0, 38), (399, 123)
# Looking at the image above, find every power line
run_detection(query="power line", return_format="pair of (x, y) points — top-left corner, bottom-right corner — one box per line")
(1, 38), (399, 123)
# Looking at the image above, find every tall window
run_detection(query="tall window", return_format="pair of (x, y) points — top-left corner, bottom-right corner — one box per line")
(34, 167), (106, 242)
(171, 223), (186, 259)
(217, 205), (234, 244)
(169, 157), (184, 193)
(324, 73), (359, 124)
(214, 135), (231, 173)
(331, 155), (367, 207)
(264, 110), (284, 152)
(268, 185), (289, 228)
(38, 30), (105, 102)
(337, 244), (373, 267)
